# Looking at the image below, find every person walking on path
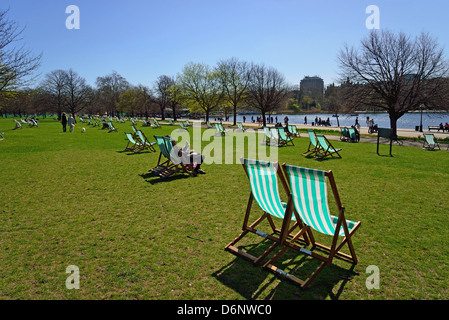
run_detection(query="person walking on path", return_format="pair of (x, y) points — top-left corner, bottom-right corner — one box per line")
(68, 114), (75, 133)
(61, 112), (67, 132)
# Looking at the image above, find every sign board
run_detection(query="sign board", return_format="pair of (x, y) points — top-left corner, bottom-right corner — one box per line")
(377, 127), (393, 156)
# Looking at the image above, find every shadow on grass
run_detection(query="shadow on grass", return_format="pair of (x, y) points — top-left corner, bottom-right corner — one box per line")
(213, 241), (358, 300)
(139, 171), (192, 185)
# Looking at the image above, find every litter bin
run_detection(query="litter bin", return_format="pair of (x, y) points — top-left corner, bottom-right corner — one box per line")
(415, 125), (420, 131)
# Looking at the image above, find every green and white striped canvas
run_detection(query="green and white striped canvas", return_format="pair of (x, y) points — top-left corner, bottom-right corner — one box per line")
(243, 159), (290, 220)
(285, 165), (356, 236)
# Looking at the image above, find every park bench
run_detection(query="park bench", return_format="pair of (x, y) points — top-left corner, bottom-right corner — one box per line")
(428, 125), (449, 132)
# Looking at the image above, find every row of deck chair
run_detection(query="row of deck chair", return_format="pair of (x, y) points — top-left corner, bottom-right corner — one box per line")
(264, 127), (294, 147)
(149, 135), (196, 178)
(225, 158), (361, 288)
(303, 129), (342, 159)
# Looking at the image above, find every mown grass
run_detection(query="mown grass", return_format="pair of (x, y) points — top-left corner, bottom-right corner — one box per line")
(0, 117), (448, 300)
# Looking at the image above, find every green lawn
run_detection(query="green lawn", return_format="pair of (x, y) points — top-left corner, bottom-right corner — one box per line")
(1, 117), (448, 300)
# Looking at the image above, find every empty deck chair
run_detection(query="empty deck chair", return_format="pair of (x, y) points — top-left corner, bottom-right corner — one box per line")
(124, 132), (144, 152)
(0, 132), (4, 141)
(13, 119), (23, 130)
(168, 119), (175, 125)
(206, 121), (213, 129)
(423, 133), (440, 150)
(315, 134), (342, 159)
(278, 127), (294, 146)
(263, 164), (361, 288)
(225, 159), (309, 265)
(185, 120), (192, 127)
(136, 130), (156, 152)
(288, 125), (300, 137)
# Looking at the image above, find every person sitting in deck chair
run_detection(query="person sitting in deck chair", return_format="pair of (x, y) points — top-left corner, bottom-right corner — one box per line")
(168, 137), (206, 175)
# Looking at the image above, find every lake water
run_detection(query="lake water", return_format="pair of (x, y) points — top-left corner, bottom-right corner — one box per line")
(227, 112), (449, 130)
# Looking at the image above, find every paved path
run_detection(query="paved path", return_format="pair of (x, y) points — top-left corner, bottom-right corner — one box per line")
(188, 119), (449, 149)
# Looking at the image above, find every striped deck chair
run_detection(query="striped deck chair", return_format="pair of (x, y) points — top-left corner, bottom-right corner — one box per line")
(278, 127), (294, 146)
(124, 132), (144, 152)
(302, 130), (319, 157)
(225, 159), (309, 266)
(315, 134), (342, 159)
(263, 164), (361, 288)
(137, 130), (156, 152)
(423, 133), (440, 150)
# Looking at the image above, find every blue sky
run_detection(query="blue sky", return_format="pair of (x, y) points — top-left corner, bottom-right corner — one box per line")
(2, 0), (449, 89)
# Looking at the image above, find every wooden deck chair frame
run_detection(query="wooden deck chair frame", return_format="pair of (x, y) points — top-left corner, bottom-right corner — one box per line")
(315, 134), (342, 159)
(136, 129), (156, 152)
(302, 129), (319, 156)
(423, 133), (440, 150)
(263, 164), (361, 288)
(225, 158), (309, 266)
(124, 132), (144, 152)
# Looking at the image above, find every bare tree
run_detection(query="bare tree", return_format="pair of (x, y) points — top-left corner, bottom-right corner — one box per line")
(216, 57), (252, 125)
(246, 63), (289, 127)
(338, 30), (449, 136)
(65, 69), (92, 116)
(0, 8), (41, 98)
(154, 75), (174, 120)
(95, 71), (129, 116)
(38, 70), (68, 119)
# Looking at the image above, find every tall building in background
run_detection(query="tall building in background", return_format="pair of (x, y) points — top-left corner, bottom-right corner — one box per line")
(299, 76), (324, 102)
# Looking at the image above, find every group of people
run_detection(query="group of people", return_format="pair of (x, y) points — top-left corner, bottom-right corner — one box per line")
(439, 122), (449, 132)
(61, 112), (76, 132)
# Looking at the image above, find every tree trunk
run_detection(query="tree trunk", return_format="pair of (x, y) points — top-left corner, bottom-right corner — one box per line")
(389, 112), (399, 139)
(233, 104), (237, 126)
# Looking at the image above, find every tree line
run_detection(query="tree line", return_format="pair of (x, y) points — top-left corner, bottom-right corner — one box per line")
(1, 7), (449, 136)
